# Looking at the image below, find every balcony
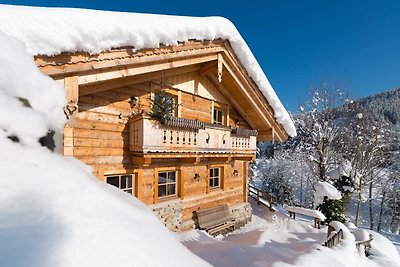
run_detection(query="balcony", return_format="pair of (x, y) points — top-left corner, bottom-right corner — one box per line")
(129, 114), (257, 155)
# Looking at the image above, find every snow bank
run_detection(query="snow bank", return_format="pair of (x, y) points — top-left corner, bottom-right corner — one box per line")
(314, 181), (342, 206)
(0, 31), (208, 267)
(367, 230), (400, 266)
(285, 206), (326, 221)
(0, 4), (296, 137)
(274, 221), (379, 267)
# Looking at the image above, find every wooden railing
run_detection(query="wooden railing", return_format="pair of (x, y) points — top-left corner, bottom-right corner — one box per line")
(355, 233), (373, 256)
(129, 114), (257, 154)
(323, 229), (344, 248)
(248, 184), (275, 211)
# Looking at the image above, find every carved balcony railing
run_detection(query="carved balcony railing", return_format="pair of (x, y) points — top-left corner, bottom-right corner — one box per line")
(129, 114), (257, 154)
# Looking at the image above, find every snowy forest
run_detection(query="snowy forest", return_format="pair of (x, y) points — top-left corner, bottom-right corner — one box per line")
(252, 85), (400, 235)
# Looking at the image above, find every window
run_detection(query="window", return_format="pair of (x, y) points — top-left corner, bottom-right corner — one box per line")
(158, 171), (177, 198)
(106, 174), (134, 195)
(209, 167), (221, 189)
(213, 109), (224, 125)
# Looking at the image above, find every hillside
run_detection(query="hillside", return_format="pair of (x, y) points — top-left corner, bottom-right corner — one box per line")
(351, 88), (400, 129)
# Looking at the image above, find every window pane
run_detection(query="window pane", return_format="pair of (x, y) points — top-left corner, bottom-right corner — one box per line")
(167, 171), (176, 183)
(214, 178), (219, 187)
(106, 176), (119, 188)
(214, 168), (219, 177)
(158, 172), (167, 184)
(121, 175), (132, 189)
(209, 177), (213, 187)
(167, 184), (176, 195)
(217, 110), (223, 122)
(210, 168), (213, 177)
(158, 185), (166, 197)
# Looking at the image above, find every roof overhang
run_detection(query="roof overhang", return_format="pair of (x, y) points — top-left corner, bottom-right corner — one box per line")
(35, 39), (289, 142)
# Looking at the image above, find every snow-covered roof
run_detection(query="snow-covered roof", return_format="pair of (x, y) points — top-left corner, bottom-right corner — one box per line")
(0, 4), (296, 137)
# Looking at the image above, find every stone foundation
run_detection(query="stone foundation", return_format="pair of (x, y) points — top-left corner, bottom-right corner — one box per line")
(150, 199), (183, 232)
(150, 200), (252, 232)
(229, 202), (252, 229)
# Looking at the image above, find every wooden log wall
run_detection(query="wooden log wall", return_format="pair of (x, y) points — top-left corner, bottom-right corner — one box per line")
(71, 71), (250, 209)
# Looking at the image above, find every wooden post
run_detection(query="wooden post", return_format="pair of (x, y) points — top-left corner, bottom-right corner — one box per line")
(268, 194), (273, 211)
(243, 161), (248, 203)
(257, 189), (260, 205)
(154, 167), (158, 204)
(179, 167), (185, 199)
(136, 168), (142, 200)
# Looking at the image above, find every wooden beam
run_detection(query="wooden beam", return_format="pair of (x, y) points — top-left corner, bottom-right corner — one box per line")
(207, 73), (258, 130)
(220, 57), (272, 129)
(131, 156), (152, 167)
(37, 44), (224, 76)
(78, 54), (218, 86)
(197, 60), (217, 76)
(154, 167), (159, 204)
(179, 166), (185, 200)
(243, 161), (248, 203)
(79, 64), (201, 96)
(220, 46), (288, 141)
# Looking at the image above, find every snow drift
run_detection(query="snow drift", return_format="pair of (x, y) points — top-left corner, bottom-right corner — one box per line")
(0, 31), (208, 267)
(0, 4), (296, 137)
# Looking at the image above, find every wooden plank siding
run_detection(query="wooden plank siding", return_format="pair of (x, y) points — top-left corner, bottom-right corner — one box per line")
(70, 71), (250, 206)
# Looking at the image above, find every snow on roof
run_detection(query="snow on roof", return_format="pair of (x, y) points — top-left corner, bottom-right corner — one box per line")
(0, 4), (296, 137)
(0, 29), (208, 267)
(314, 181), (342, 206)
(285, 206), (326, 221)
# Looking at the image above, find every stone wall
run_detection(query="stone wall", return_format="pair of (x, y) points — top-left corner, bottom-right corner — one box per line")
(150, 199), (183, 232)
(150, 200), (252, 232)
(229, 202), (252, 229)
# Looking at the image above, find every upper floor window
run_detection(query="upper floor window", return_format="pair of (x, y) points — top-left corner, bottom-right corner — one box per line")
(213, 109), (224, 125)
(106, 174), (134, 195)
(158, 171), (177, 198)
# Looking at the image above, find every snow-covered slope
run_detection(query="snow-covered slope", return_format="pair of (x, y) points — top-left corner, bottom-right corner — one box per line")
(0, 4), (296, 137)
(0, 31), (209, 267)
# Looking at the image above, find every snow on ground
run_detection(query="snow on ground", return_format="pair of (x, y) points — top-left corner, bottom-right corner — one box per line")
(0, 30), (209, 267)
(0, 4), (296, 137)
(176, 198), (400, 267)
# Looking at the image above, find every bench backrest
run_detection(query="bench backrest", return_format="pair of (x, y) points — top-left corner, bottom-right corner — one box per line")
(196, 204), (231, 229)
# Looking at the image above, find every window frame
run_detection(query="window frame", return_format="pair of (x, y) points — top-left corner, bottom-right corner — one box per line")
(213, 108), (224, 125)
(105, 174), (135, 195)
(209, 167), (222, 190)
(157, 170), (178, 199)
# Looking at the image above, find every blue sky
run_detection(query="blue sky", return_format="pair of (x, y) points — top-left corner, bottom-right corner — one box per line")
(1, 0), (399, 112)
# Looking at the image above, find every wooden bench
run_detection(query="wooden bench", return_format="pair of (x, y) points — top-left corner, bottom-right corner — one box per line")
(196, 204), (235, 236)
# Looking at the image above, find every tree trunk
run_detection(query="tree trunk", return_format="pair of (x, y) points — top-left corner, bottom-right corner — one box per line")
(355, 177), (363, 226)
(368, 181), (374, 230)
(377, 189), (386, 232)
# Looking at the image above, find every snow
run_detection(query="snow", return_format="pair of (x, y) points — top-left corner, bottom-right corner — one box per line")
(327, 160), (352, 180)
(0, 4), (296, 137)
(0, 31), (208, 267)
(176, 199), (399, 267)
(314, 181), (342, 206)
(367, 230), (400, 266)
(285, 206), (326, 221)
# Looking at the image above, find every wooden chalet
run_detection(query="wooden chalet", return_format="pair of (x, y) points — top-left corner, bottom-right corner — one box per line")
(35, 39), (290, 231)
